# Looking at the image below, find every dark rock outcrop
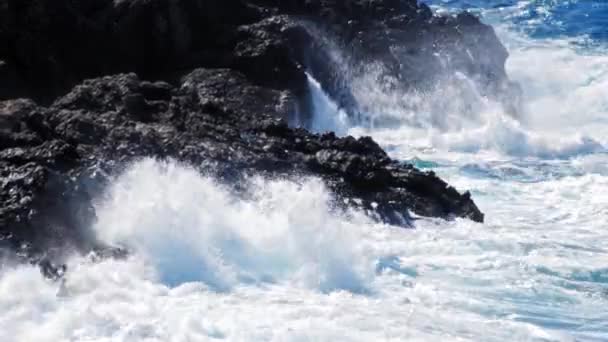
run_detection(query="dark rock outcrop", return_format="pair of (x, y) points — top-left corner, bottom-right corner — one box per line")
(246, 1), (519, 109)
(0, 0), (496, 268)
(0, 0), (517, 109)
(1, 70), (483, 261)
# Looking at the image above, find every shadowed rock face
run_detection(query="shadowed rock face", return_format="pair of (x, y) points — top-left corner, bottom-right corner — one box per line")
(1, 0), (491, 267)
(0, 0), (516, 106)
(248, 0), (519, 113)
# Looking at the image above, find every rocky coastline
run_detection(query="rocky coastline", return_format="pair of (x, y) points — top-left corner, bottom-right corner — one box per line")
(0, 0), (514, 271)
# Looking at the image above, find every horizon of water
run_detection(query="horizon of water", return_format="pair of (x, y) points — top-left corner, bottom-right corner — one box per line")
(1, 1), (608, 341)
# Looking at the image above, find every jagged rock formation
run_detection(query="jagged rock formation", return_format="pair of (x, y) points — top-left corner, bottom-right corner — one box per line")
(0, 0), (517, 107)
(0, 0), (496, 268)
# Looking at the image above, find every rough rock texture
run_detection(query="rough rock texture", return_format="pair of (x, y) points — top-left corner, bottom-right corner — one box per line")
(1, 71), (483, 259)
(0, 0), (494, 268)
(249, 0), (520, 113)
(0, 0), (517, 107)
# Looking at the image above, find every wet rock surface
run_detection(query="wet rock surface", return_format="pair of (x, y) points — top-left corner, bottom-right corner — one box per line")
(1, 70), (483, 261)
(0, 0), (490, 267)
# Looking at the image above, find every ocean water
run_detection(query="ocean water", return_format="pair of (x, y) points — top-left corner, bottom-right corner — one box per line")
(1, 1), (608, 341)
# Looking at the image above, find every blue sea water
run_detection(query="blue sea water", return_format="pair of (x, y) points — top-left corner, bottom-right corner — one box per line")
(425, 0), (608, 42)
(0, 1), (606, 341)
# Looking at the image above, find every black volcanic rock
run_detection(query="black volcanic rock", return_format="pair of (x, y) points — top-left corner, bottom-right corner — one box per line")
(0, 0), (495, 269)
(0, 60), (25, 100)
(1, 70), (483, 262)
(0, 0), (518, 109)
(244, 0), (519, 114)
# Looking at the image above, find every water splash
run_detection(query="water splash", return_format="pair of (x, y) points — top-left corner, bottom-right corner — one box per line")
(298, 4), (608, 160)
(92, 159), (375, 293)
(338, 32), (608, 160)
(306, 73), (350, 135)
(0, 156), (607, 341)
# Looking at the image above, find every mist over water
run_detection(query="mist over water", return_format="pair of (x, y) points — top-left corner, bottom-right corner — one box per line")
(342, 25), (608, 160)
(2, 1), (608, 341)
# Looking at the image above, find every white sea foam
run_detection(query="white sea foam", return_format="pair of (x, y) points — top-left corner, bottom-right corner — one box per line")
(92, 159), (376, 293)
(0, 158), (606, 341)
